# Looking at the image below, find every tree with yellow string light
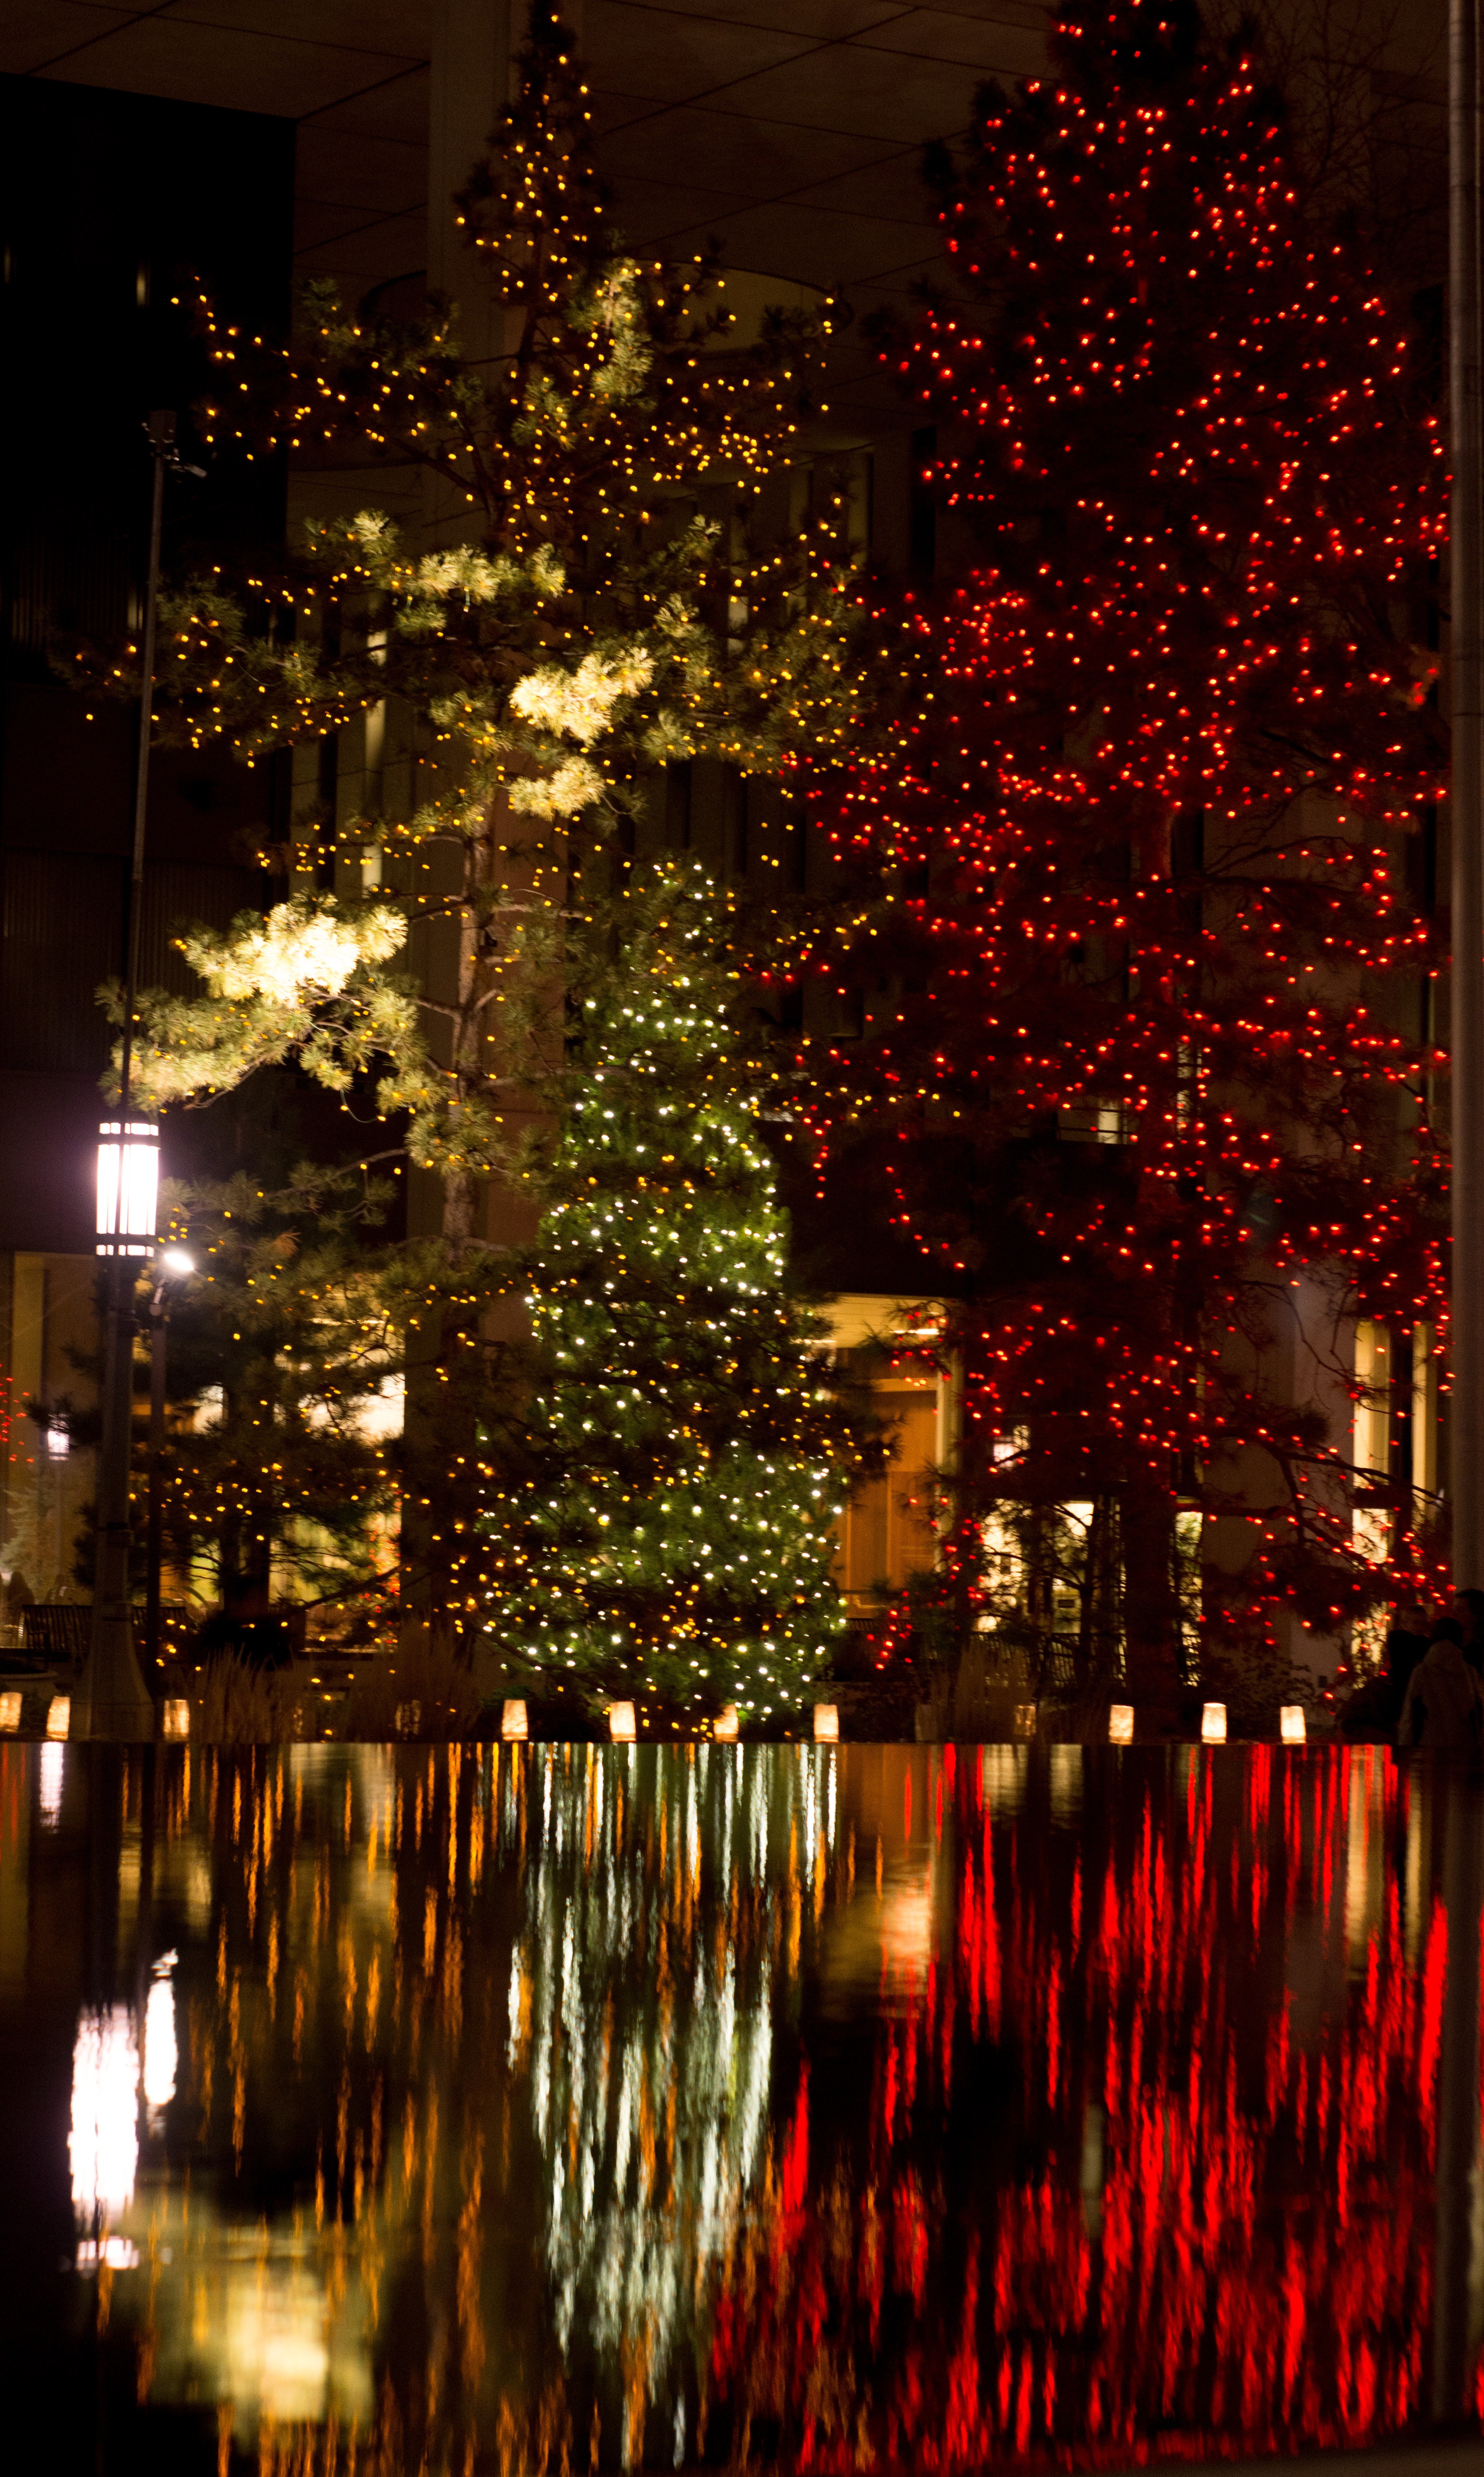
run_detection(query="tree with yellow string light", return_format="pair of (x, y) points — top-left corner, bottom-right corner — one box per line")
(100, 0), (869, 1662)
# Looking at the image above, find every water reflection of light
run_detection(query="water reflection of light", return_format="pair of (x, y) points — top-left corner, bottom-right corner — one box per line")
(516, 1747), (811, 2440)
(1345, 1745), (1385, 1963)
(880, 1870), (934, 1977)
(39, 1740), (63, 1825)
(1405, 1777), (1426, 1963)
(140, 2210), (374, 2439)
(77, 2235), (139, 2269)
(1050, 1743), (1083, 1822)
(142, 1956), (178, 2112)
(822, 1852), (937, 2017)
(983, 1744), (1027, 1814)
(16, 1735), (1455, 2474)
(69, 2006), (138, 2226)
(223, 2264), (346, 2424)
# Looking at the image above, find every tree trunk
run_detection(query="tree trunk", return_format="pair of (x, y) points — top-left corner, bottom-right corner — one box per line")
(217, 1382), (275, 1620)
(1121, 1460), (1181, 1703)
(1077, 1491), (1120, 1685)
(400, 791), (553, 1652)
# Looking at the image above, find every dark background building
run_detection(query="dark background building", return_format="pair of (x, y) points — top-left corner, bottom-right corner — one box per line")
(0, 69), (292, 1581)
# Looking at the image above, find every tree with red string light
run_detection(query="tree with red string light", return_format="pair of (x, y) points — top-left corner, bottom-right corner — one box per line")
(790, 0), (1449, 1709)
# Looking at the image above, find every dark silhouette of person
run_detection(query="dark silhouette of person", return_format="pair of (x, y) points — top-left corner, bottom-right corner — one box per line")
(1379, 1600), (1431, 1731)
(1398, 1618), (1484, 1750)
(1450, 1588), (1484, 1675)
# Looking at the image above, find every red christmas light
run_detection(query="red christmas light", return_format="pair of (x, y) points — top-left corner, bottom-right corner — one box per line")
(792, 0), (1449, 1677)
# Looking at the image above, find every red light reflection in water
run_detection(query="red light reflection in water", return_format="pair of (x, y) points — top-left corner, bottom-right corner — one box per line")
(709, 1748), (1454, 2468)
(4, 1740), (1475, 2474)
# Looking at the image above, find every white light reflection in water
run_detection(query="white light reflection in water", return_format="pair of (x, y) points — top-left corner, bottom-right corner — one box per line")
(39, 1739), (63, 1826)
(216, 2257), (370, 2428)
(983, 1742), (1027, 1814)
(69, 2006), (138, 2229)
(510, 1745), (834, 2459)
(142, 1955), (178, 2114)
(134, 2212), (375, 2441)
(1050, 1742), (1084, 1824)
(76, 2234), (139, 2269)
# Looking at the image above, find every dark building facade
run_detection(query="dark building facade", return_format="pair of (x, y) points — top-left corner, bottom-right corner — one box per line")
(0, 74), (293, 1586)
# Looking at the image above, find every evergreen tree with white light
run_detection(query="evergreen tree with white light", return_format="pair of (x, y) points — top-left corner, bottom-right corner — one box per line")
(477, 865), (869, 1719)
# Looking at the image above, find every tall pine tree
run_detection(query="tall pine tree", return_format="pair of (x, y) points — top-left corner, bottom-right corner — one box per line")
(795, 0), (1448, 1699)
(153, 1161), (401, 1641)
(109, 1), (862, 1642)
(476, 864), (872, 1722)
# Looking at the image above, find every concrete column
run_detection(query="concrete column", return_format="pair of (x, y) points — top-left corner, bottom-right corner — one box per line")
(1450, 0), (1484, 1583)
(1432, 1761), (1484, 2424)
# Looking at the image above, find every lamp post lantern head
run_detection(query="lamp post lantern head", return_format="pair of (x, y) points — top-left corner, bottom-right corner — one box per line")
(96, 1120), (159, 1258)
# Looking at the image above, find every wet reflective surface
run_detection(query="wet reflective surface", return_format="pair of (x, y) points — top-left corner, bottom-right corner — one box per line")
(1, 1741), (1480, 2473)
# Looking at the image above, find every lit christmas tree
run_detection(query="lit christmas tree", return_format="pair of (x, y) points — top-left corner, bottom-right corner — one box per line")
(152, 1157), (402, 1636)
(105, 0), (863, 1642)
(477, 866), (870, 1720)
(120, 0), (859, 1225)
(796, 0), (1449, 1700)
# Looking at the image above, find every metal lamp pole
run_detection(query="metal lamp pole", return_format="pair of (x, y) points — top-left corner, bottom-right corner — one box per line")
(145, 1248), (194, 1668)
(76, 413), (193, 1740)
(1453, 0), (1484, 1586)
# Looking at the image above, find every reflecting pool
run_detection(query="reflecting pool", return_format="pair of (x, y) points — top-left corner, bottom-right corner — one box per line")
(1, 1741), (1480, 2472)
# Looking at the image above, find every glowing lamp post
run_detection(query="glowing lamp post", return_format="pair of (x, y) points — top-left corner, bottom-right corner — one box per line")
(95, 1121), (159, 1258)
(78, 413), (198, 1741)
(79, 1117), (159, 1738)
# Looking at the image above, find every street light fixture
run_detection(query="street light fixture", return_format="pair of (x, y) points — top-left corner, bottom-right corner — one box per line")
(76, 412), (199, 1742)
(95, 1120), (159, 1258)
